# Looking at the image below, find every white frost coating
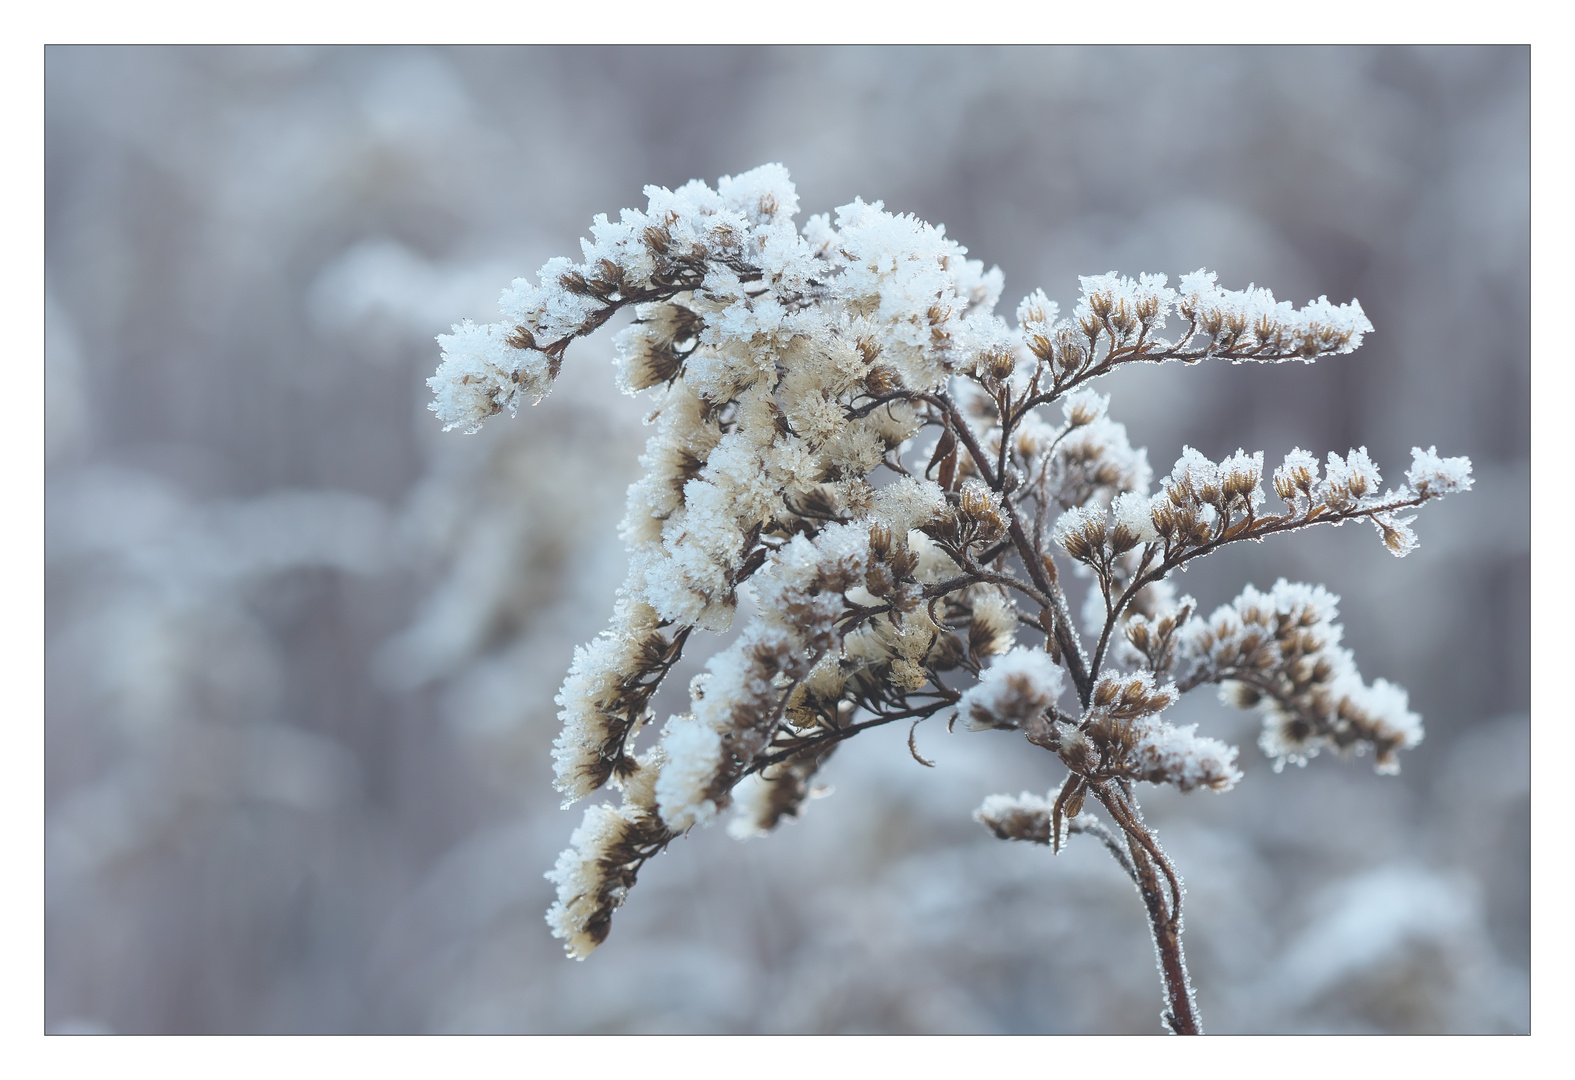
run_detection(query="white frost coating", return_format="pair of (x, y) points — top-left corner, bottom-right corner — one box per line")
(1111, 490), (1159, 543)
(1273, 446), (1321, 498)
(969, 589), (1019, 657)
(726, 774), (776, 840)
(726, 765), (830, 841)
(1046, 411), (1152, 508)
(1291, 294), (1374, 351)
(977, 790), (1051, 819)
(1053, 504), (1107, 549)
(1264, 441), (1471, 558)
(618, 745), (666, 807)
(544, 804), (631, 960)
(716, 161), (801, 222)
(430, 321), (555, 432)
(1323, 446), (1383, 506)
(1177, 579), (1342, 675)
(1130, 720), (1242, 792)
(1219, 449), (1266, 510)
(908, 531), (960, 583)
(1407, 445), (1475, 496)
(1075, 272), (1177, 338)
(1175, 269), (1371, 358)
(1061, 387), (1109, 427)
(832, 196), (1004, 390)
(1015, 288), (1058, 332)
(874, 475), (947, 535)
(1170, 445), (1222, 495)
(1311, 676), (1422, 777)
(957, 646), (1065, 730)
(551, 598), (661, 804)
(654, 716), (722, 830)
(1368, 511), (1420, 558)
(973, 791), (1054, 843)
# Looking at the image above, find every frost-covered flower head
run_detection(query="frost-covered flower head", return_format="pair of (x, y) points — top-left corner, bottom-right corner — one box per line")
(429, 165), (1472, 1035)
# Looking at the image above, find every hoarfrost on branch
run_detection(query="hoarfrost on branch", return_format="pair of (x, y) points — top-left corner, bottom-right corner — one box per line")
(429, 164), (1471, 1033)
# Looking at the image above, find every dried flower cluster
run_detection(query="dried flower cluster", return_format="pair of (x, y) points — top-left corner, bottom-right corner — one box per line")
(430, 165), (1472, 1033)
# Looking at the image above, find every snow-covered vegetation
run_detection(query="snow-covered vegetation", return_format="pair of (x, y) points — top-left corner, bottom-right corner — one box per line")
(431, 165), (1471, 1032)
(47, 47), (1529, 1035)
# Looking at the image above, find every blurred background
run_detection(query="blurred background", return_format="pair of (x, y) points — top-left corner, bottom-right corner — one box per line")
(44, 45), (1529, 1034)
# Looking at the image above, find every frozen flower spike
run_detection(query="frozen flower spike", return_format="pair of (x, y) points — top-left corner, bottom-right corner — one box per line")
(1175, 270), (1372, 359)
(432, 165), (1472, 1034)
(1173, 579), (1425, 774)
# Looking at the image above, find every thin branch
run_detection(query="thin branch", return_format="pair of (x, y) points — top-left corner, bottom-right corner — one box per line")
(894, 389), (1094, 701)
(1087, 490), (1434, 684)
(1008, 327), (1346, 428)
(1097, 783), (1183, 927)
(1090, 782), (1200, 1035)
(747, 697), (958, 775)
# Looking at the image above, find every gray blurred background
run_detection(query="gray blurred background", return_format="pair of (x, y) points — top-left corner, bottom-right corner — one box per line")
(44, 45), (1529, 1034)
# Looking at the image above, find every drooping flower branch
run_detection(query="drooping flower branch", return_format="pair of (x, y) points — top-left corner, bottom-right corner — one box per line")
(430, 164), (1472, 1033)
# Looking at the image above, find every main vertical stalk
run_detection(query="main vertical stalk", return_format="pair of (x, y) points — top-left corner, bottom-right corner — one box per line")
(1094, 785), (1200, 1034)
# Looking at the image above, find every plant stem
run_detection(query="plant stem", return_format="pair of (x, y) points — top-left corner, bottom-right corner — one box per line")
(1092, 784), (1200, 1034)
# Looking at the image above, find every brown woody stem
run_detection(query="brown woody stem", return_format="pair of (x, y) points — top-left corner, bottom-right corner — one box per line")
(917, 390), (1092, 702)
(1091, 783), (1200, 1035)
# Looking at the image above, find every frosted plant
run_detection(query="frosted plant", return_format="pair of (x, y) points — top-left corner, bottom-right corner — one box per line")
(428, 164), (1472, 1034)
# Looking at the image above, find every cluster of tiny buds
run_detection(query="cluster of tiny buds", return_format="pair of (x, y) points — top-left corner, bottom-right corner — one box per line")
(1047, 671), (1238, 794)
(926, 480), (1009, 555)
(1048, 440), (1470, 579)
(1169, 579), (1424, 774)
